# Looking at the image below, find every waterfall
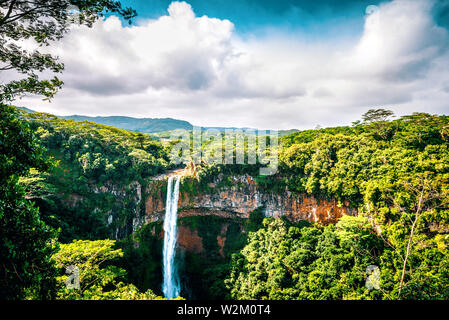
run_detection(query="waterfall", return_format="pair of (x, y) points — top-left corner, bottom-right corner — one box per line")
(162, 175), (181, 299)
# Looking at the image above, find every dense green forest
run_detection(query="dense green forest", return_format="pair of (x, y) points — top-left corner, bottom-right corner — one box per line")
(1, 103), (448, 300)
(173, 110), (449, 300)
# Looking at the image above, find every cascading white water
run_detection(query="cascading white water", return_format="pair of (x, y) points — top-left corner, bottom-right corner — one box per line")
(162, 175), (181, 299)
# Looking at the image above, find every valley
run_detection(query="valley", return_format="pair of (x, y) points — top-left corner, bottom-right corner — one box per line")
(5, 106), (448, 300)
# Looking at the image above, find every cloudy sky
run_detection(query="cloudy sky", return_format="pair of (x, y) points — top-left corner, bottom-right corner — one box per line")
(10, 0), (449, 130)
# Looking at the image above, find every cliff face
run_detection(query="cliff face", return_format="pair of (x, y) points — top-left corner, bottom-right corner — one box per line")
(81, 173), (356, 244)
(141, 174), (357, 229)
(62, 181), (144, 240)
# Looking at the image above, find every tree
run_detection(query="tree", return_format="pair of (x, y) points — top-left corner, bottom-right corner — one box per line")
(52, 240), (163, 300)
(134, 132), (146, 149)
(0, 105), (58, 299)
(389, 173), (449, 299)
(361, 109), (395, 140)
(362, 109), (395, 123)
(0, 0), (136, 101)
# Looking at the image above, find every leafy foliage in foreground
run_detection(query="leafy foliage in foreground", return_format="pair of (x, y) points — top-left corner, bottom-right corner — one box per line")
(52, 240), (164, 300)
(0, 105), (58, 300)
(0, 0), (136, 102)
(227, 217), (385, 300)
(227, 215), (449, 300)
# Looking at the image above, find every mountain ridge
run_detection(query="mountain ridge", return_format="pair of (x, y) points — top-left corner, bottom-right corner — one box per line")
(63, 114), (193, 133)
(17, 107), (297, 135)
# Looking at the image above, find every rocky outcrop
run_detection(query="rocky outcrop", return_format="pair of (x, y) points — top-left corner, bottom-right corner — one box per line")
(84, 173), (357, 241)
(140, 174), (357, 230)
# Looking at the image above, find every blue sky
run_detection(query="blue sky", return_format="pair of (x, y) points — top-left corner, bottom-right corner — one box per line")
(11, 0), (449, 130)
(119, 0), (449, 35)
(119, 0), (387, 38)
(121, 0), (384, 27)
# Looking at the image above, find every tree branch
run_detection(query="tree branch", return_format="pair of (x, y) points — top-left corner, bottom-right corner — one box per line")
(0, 0), (18, 25)
(398, 176), (426, 298)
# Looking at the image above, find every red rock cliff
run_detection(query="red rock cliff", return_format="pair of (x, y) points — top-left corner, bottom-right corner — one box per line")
(141, 175), (357, 228)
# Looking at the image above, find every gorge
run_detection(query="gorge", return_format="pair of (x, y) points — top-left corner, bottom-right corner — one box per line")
(12, 108), (449, 300)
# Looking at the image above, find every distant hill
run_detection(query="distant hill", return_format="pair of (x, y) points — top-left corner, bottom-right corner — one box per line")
(17, 107), (194, 133)
(62, 115), (193, 133)
(16, 107), (296, 134)
(279, 129), (299, 136)
(17, 106), (36, 113)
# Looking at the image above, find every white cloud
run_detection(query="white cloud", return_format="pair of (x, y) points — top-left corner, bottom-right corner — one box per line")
(12, 0), (449, 129)
(350, 0), (447, 81)
(54, 1), (235, 94)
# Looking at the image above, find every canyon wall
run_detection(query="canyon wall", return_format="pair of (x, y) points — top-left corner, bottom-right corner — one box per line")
(68, 173), (357, 244)
(138, 174), (357, 230)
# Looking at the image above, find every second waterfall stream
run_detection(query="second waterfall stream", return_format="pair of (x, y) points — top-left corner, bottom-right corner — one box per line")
(162, 175), (181, 299)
